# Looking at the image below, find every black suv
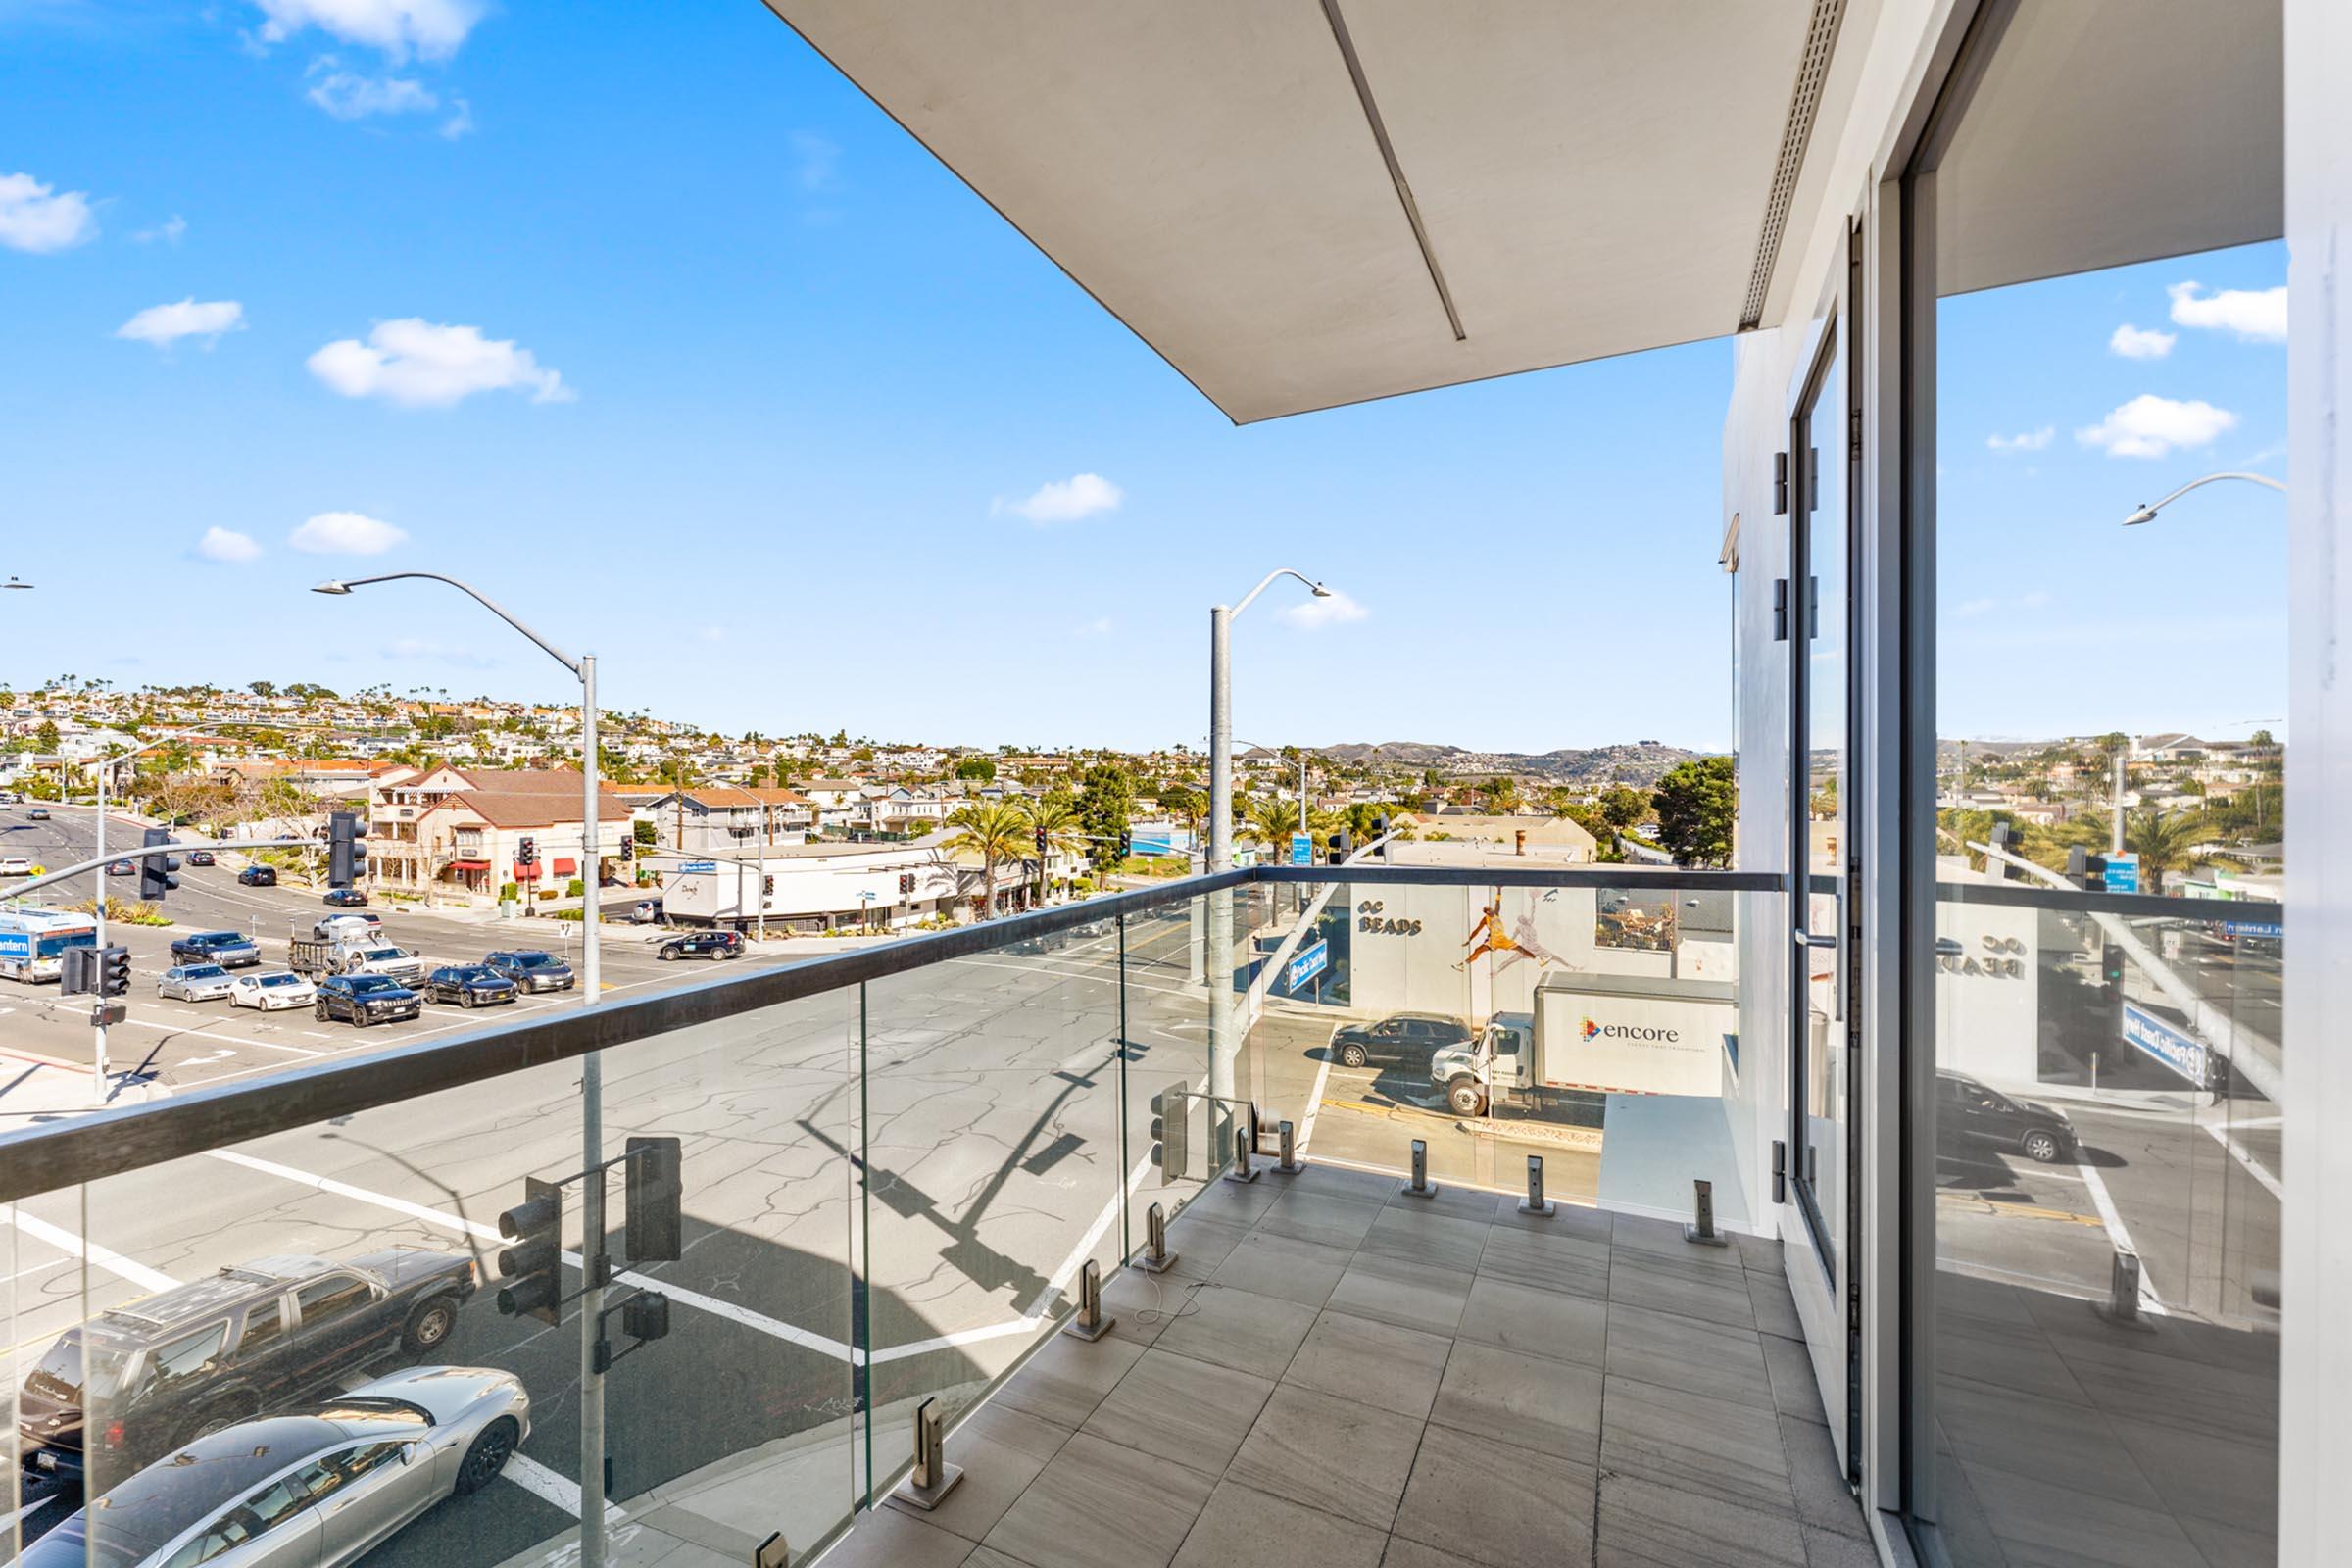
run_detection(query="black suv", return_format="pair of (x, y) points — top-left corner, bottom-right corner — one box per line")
(1936, 1070), (2078, 1164)
(17, 1249), (476, 1490)
(169, 931), (263, 969)
(484, 950), (576, 992)
(1326, 1011), (1476, 1070)
(236, 864), (278, 887)
(659, 930), (744, 961)
(315, 973), (422, 1026)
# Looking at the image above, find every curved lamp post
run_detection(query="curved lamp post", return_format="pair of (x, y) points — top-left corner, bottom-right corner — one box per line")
(1207, 569), (1331, 1104)
(2121, 471), (2285, 526)
(313, 570), (613, 1567)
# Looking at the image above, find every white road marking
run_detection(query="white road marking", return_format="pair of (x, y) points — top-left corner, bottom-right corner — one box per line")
(0, 1205), (179, 1293)
(2198, 1115), (2284, 1200)
(205, 1149), (859, 1362)
(2074, 1157), (2168, 1315)
(502, 1453), (628, 1524)
(1294, 1043), (1336, 1156)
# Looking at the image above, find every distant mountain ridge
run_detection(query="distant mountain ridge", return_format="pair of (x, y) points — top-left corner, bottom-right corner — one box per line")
(1310, 740), (1715, 786)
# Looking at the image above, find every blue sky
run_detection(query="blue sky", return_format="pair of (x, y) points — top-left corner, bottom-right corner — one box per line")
(0, 2), (2283, 754)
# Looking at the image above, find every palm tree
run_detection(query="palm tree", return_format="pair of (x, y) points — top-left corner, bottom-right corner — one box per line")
(1244, 794), (1301, 856)
(1024, 796), (1088, 898)
(2126, 808), (2207, 893)
(945, 800), (1032, 919)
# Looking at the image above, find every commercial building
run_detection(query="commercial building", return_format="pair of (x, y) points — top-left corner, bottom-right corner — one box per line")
(368, 766), (630, 902)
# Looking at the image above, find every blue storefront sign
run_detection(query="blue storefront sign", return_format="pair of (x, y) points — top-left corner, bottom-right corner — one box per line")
(1290, 832), (1314, 866)
(680, 860), (717, 874)
(2223, 920), (2283, 940)
(2121, 1001), (2209, 1087)
(1284, 939), (1329, 993)
(2102, 853), (2139, 894)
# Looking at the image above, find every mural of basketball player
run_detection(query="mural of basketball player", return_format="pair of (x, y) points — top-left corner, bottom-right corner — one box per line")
(1455, 894), (1570, 974)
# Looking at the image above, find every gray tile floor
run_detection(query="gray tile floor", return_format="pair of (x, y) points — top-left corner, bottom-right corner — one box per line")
(1928, 1270), (2278, 1568)
(820, 1160), (1872, 1568)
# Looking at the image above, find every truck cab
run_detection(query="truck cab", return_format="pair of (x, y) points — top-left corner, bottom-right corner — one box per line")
(1431, 1012), (1533, 1117)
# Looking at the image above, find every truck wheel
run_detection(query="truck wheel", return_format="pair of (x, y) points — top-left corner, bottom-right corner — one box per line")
(401, 1293), (461, 1353)
(1446, 1077), (1487, 1118)
(1340, 1043), (1367, 1068)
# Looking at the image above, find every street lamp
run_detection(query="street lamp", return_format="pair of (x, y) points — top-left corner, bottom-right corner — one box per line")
(2120, 471), (2285, 526)
(313, 571), (614, 1567)
(1207, 568), (1332, 1104)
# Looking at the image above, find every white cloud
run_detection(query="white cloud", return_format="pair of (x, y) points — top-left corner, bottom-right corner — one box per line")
(2168, 281), (2286, 344)
(290, 510), (408, 555)
(133, 215), (187, 246)
(383, 637), (494, 667)
(0, 172), (98, 253)
(195, 526), (263, 564)
(1986, 426), (2053, 453)
(788, 131), (840, 191)
(1281, 589), (1369, 630)
(695, 626), (725, 644)
(439, 98), (473, 139)
(116, 298), (247, 349)
(1073, 617), (1113, 638)
(1953, 598), (1997, 619)
(2108, 323), (2175, 360)
(993, 472), (1123, 525)
(2076, 394), (2238, 459)
(307, 66), (439, 119)
(307, 318), (572, 408)
(252, 0), (482, 62)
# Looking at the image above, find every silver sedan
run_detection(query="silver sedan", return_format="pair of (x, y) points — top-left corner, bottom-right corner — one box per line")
(18, 1365), (530, 1568)
(158, 963), (236, 1003)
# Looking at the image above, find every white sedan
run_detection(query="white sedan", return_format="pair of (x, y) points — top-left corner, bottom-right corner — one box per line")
(231, 968), (318, 1010)
(159, 963), (237, 1002)
(0, 855), (33, 876)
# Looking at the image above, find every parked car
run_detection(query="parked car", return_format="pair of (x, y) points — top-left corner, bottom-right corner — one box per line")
(171, 930), (263, 969)
(1326, 1011), (1477, 1070)
(14, 1248), (479, 1488)
(483, 951), (575, 992)
(106, 859), (135, 877)
(157, 963), (236, 1003)
(0, 856), (32, 876)
(315, 974), (422, 1027)
(1936, 1070), (2077, 1164)
(422, 964), (517, 1009)
(184, 849), (216, 867)
(238, 864), (279, 887)
(27, 807), (50, 820)
(630, 899), (664, 924)
(16, 1365), (529, 1568)
(312, 912), (385, 942)
(230, 969), (318, 1011)
(322, 887), (369, 908)
(658, 931), (744, 961)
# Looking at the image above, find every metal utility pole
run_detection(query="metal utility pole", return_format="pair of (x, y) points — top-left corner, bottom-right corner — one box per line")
(2112, 748), (2126, 857)
(314, 572), (610, 1568)
(1206, 568), (1332, 1105)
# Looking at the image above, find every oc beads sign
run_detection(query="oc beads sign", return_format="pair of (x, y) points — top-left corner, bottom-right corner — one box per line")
(1938, 933), (2026, 980)
(1355, 899), (1422, 937)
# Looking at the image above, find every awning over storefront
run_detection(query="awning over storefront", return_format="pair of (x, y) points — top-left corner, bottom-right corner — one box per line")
(451, 859), (490, 871)
(554, 858), (578, 876)
(513, 860), (537, 881)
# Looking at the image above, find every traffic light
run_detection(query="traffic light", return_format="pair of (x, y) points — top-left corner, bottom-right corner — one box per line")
(59, 947), (97, 997)
(1987, 821), (2023, 879)
(761, 874), (775, 896)
(1372, 814), (1390, 860)
(898, 872), (916, 896)
(1149, 1083), (1189, 1178)
(624, 1136), (683, 1263)
(518, 835), (537, 865)
(1326, 829), (1353, 864)
(2066, 847), (2108, 891)
(620, 1290), (671, 1345)
(496, 1179), (564, 1324)
(98, 946), (131, 999)
(138, 826), (179, 900)
(1116, 829), (1132, 858)
(1033, 825), (1047, 854)
(327, 811), (361, 889)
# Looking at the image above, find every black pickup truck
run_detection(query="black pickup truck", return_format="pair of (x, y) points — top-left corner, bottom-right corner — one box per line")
(17, 1248), (477, 1494)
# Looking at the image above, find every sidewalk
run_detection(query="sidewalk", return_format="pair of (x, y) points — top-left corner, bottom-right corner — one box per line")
(0, 1049), (171, 1122)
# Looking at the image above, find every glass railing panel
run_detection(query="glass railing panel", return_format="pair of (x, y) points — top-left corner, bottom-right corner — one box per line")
(857, 916), (1127, 1495)
(48, 988), (858, 1568)
(1118, 902), (1214, 1260)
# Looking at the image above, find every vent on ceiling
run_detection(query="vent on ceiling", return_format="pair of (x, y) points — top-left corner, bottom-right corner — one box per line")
(1740, 0), (1849, 331)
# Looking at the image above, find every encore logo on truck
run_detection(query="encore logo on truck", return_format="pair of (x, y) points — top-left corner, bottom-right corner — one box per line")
(1581, 1016), (1683, 1044)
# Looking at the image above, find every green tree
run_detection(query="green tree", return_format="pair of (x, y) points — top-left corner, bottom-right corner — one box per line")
(1024, 795), (1088, 898)
(1478, 775), (1524, 813)
(34, 719), (59, 753)
(2126, 808), (2207, 893)
(1244, 794), (1300, 853)
(955, 756), (998, 782)
(945, 800), (1032, 919)
(1651, 757), (1738, 867)
(1076, 761), (1135, 882)
(1600, 785), (1653, 832)
(1157, 783), (1203, 835)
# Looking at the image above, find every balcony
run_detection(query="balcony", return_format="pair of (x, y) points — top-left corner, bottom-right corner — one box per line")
(0, 859), (2274, 1567)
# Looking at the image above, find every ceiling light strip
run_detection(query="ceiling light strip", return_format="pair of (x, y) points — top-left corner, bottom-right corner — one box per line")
(1319, 0), (1467, 343)
(1740, 0), (1849, 330)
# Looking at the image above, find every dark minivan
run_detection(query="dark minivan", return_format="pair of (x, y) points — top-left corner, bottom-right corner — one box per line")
(1326, 1011), (1477, 1070)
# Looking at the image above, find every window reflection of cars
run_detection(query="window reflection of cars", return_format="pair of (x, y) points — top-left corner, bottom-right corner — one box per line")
(15, 1250), (477, 1489)
(16, 1366), (527, 1568)
(1936, 1070), (2076, 1163)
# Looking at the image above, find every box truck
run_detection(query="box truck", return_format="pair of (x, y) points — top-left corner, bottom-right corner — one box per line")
(1430, 969), (1735, 1116)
